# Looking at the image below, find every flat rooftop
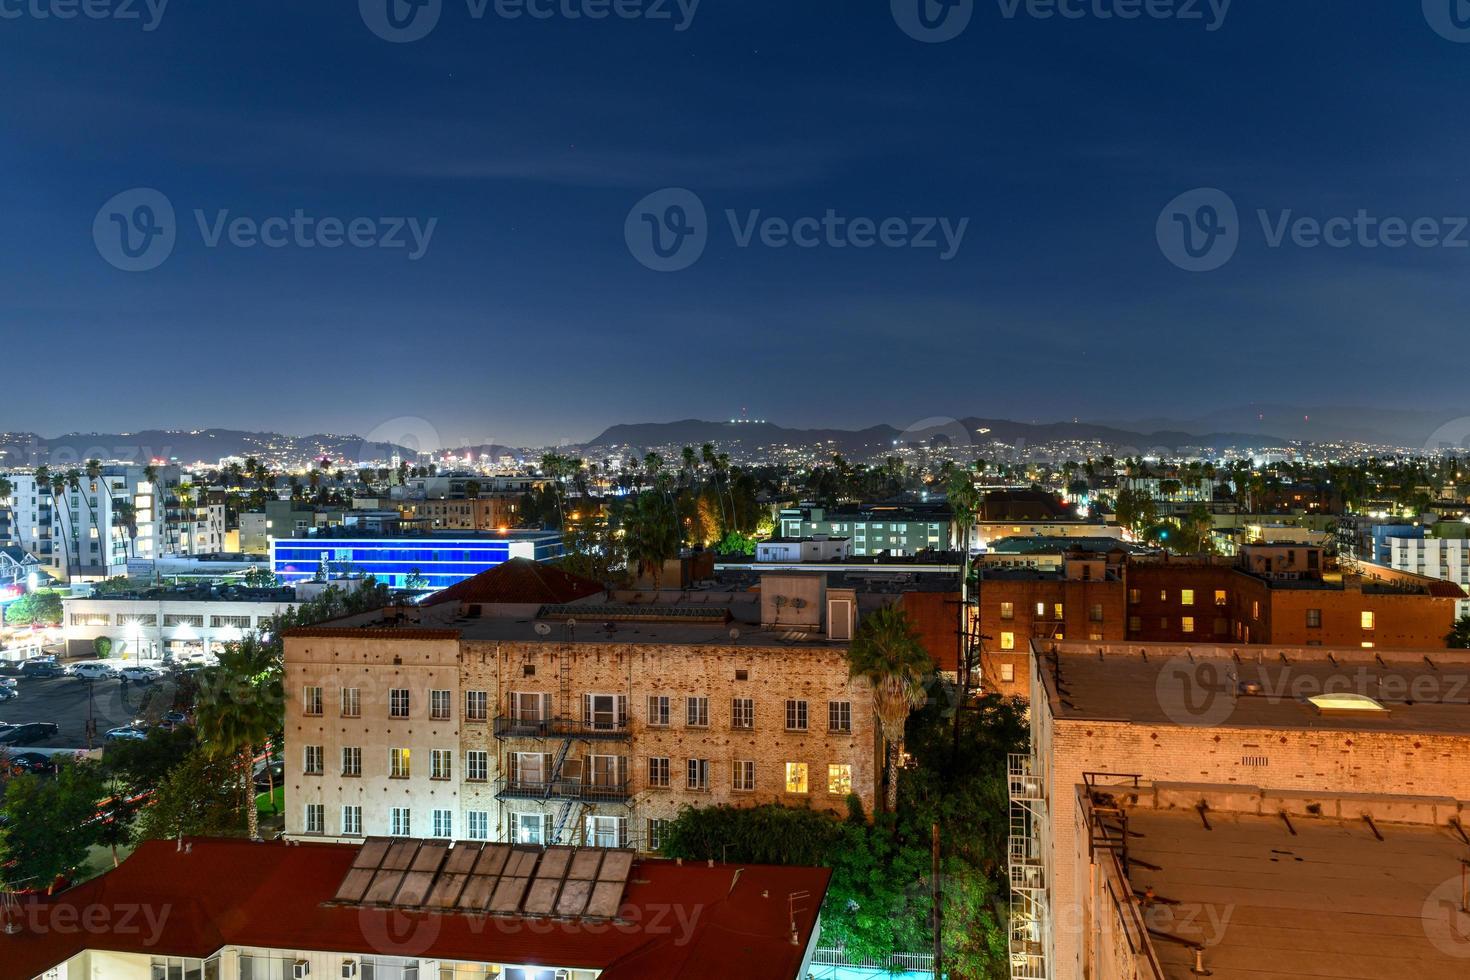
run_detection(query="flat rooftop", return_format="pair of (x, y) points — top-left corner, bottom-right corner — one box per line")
(1090, 782), (1470, 980)
(1034, 640), (1470, 735)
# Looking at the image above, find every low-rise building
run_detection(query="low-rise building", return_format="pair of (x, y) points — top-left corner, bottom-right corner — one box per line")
(779, 503), (951, 556)
(61, 585), (299, 661)
(270, 528), (564, 590)
(754, 535), (852, 563)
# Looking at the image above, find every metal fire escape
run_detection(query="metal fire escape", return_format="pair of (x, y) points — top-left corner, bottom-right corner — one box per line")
(1008, 753), (1049, 980)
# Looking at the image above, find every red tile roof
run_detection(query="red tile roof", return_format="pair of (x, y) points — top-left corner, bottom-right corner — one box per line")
(0, 839), (829, 980)
(421, 557), (605, 607)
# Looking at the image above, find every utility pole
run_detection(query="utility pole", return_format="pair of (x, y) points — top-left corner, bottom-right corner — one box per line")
(932, 820), (943, 979)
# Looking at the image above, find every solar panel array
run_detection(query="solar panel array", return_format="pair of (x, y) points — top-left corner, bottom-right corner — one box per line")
(330, 838), (635, 920)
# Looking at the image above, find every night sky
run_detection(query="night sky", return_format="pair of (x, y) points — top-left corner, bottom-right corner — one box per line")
(3, 2), (1468, 447)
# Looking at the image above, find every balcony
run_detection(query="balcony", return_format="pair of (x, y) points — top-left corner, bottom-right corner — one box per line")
(494, 778), (631, 804)
(493, 716), (630, 741)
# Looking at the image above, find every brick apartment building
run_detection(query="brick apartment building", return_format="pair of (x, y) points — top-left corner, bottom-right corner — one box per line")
(400, 494), (521, 532)
(976, 544), (1461, 699)
(283, 564), (879, 851)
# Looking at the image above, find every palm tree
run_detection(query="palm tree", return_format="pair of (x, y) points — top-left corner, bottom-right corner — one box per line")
(847, 604), (933, 813)
(622, 490), (680, 588)
(195, 635), (280, 840)
(51, 471), (79, 580)
(0, 476), (12, 550)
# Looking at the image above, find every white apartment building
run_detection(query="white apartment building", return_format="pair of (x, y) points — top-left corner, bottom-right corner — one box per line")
(61, 586), (300, 661)
(1389, 534), (1470, 618)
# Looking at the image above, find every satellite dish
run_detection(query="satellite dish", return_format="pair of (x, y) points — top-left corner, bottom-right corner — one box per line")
(565, 618), (577, 629)
(729, 628), (741, 641)
(534, 623), (551, 636)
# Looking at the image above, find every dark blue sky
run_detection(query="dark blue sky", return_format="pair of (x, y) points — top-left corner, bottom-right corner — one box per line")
(4, 1), (1468, 447)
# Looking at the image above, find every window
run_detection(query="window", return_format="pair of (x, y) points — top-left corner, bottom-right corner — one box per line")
(1000, 631), (1015, 650)
(431, 749), (452, 780)
(827, 764), (852, 795)
(828, 700), (852, 733)
(1251, 600), (1260, 619)
(785, 762), (809, 794)
(1000, 663), (1015, 682)
(510, 752), (546, 787)
(1089, 603), (1103, 622)
(210, 615), (251, 629)
(648, 817), (668, 851)
(1052, 602), (1064, 619)
(1361, 611), (1376, 630)
(303, 745), (323, 775)
(342, 747), (362, 777)
(465, 690), (488, 722)
(785, 699), (808, 731)
(687, 758), (709, 790)
(1214, 590), (1227, 606)
(1128, 588), (1141, 604)
(1181, 616), (1195, 634)
(1129, 615), (1141, 632)
(389, 689), (410, 718)
(163, 614), (203, 628)
(686, 696), (709, 727)
(341, 687), (360, 717)
(731, 697), (754, 729)
(390, 748), (411, 779)
(430, 690), (452, 720)
(732, 759), (755, 791)
(1034, 601), (1045, 617)
(584, 693), (628, 731)
(303, 686), (323, 716)
(390, 807), (411, 836)
(305, 804), (324, 834)
(585, 814), (627, 848)
(1180, 589), (1195, 606)
(647, 695), (670, 727)
(432, 808), (453, 838)
(466, 810), (489, 840)
(1159, 617), (1169, 630)
(648, 756), (670, 788)
(999, 601), (1014, 620)
(1306, 608), (1321, 628)
(342, 805), (362, 837)
(466, 749), (488, 782)
(510, 812), (545, 844)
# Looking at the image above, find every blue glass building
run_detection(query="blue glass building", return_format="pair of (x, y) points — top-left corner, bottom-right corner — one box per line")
(270, 530), (564, 590)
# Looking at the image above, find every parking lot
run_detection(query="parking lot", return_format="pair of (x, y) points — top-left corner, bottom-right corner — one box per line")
(0, 674), (165, 749)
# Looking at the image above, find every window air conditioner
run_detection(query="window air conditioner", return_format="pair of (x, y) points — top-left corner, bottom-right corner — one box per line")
(341, 962), (358, 979)
(293, 962), (310, 979)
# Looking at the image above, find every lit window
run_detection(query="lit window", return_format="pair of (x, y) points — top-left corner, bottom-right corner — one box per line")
(1180, 589), (1195, 606)
(1214, 590), (1227, 606)
(1181, 616), (1195, 634)
(1000, 663), (1015, 683)
(1000, 601), (1014, 620)
(1128, 588), (1141, 604)
(1034, 601), (1045, 617)
(390, 748), (410, 778)
(1001, 631), (1015, 650)
(827, 764), (852, 795)
(1306, 608), (1321, 629)
(1361, 611), (1375, 630)
(785, 762), (809, 794)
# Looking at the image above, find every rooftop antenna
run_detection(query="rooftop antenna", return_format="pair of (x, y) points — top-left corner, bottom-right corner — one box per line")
(787, 890), (811, 945)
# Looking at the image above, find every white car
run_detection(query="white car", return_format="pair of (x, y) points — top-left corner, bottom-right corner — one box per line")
(70, 662), (118, 680)
(119, 666), (162, 683)
(0, 677), (17, 690)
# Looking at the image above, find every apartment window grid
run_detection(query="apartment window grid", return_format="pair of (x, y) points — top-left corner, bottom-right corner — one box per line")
(785, 699), (808, 731)
(431, 749), (453, 781)
(999, 601), (1014, 620)
(466, 750), (489, 782)
(732, 759), (756, 791)
(648, 818), (668, 851)
(465, 690), (488, 722)
(390, 807), (411, 836)
(686, 696), (709, 728)
(389, 689), (410, 718)
(731, 697), (754, 730)
(828, 700), (852, 734)
(648, 757), (671, 788)
(342, 805), (362, 837)
(430, 690), (452, 720)
(785, 762), (809, 794)
(687, 758), (709, 790)
(303, 745), (323, 775)
(341, 687), (361, 718)
(647, 695), (670, 727)
(303, 686), (323, 717)
(341, 746), (362, 777)
(304, 804), (324, 835)
(390, 748), (411, 779)
(1306, 608), (1322, 629)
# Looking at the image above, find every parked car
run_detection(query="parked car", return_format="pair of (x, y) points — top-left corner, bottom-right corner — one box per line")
(0, 722), (59, 746)
(104, 726), (147, 742)
(0, 687), (16, 702)
(6, 752), (56, 776)
(70, 662), (117, 681)
(119, 666), (162, 683)
(18, 659), (63, 678)
(253, 759), (285, 794)
(0, 677), (17, 690)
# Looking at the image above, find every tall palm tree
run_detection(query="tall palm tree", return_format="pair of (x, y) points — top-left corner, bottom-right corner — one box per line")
(852, 605), (929, 811)
(622, 490), (680, 588)
(195, 634), (280, 840)
(0, 476), (12, 549)
(52, 471), (80, 580)
(80, 459), (111, 571)
(848, 604), (932, 813)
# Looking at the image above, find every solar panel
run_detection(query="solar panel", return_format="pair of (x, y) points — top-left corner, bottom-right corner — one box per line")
(568, 848), (603, 881)
(397, 842), (449, 906)
(585, 879), (625, 919)
(353, 838), (392, 869)
(488, 869), (534, 913)
(331, 867), (378, 904)
(598, 850), (633, 882)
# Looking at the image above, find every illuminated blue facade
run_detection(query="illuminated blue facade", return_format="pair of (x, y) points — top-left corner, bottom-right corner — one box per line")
(270, 531), (563, 589)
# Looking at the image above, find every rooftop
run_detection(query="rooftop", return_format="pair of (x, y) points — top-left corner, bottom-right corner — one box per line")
(69, 585), (298, 603)
(1085, 781), (1470, 980)
(275, 528), (561, 542)
(0, 837), (829, 980)
(1033, 639), (1470, 735)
